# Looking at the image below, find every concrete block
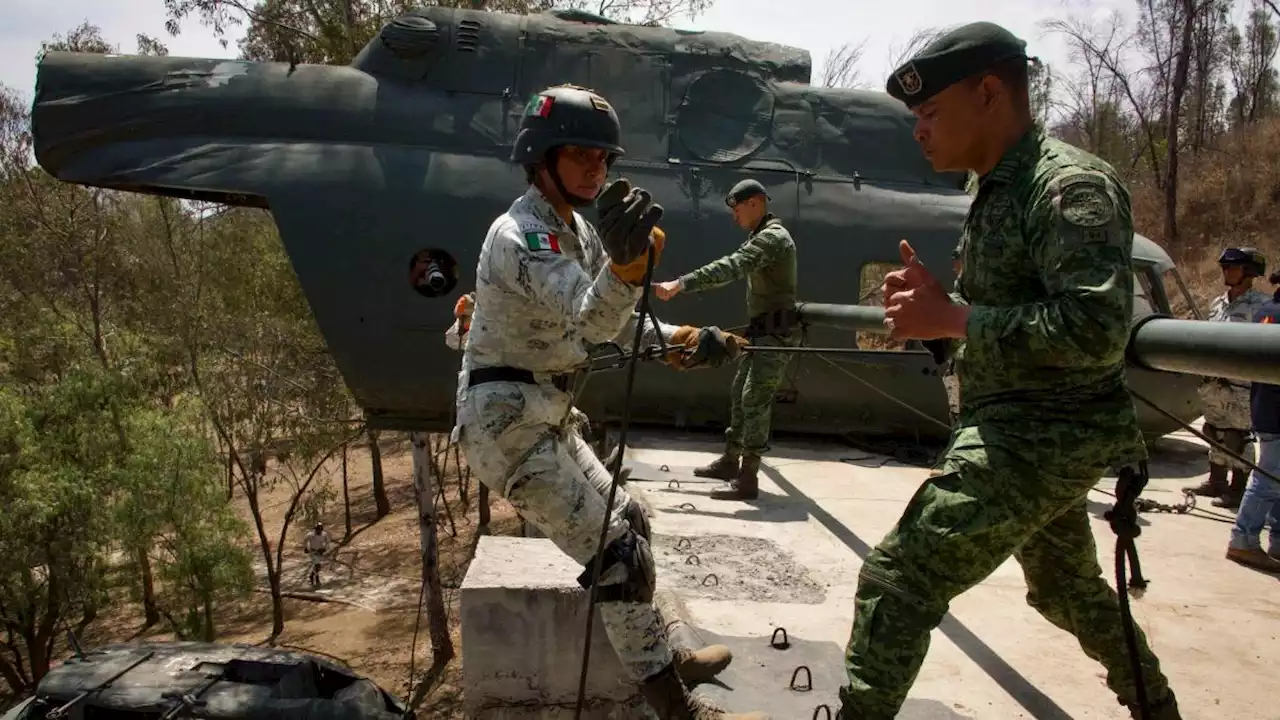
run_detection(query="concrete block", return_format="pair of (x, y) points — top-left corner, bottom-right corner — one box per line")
(460, 536), (652, 719)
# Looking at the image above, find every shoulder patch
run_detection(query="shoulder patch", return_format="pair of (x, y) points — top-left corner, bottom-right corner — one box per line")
(1057, 173), (1115, 228)
(522, 231), (561, 253)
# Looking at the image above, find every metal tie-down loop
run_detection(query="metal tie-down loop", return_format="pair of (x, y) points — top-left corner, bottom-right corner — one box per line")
(701, 574), (719, 586)
(812, 705), (833, 720)
(770, 627), (790, 649)
(790, 665), (812, 691)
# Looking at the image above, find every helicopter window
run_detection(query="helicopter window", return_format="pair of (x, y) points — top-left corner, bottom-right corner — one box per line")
(674, 68), (775, 163)
(856, 261), (908, 351)
(1133, 269), (1156, 320)
(1160, 267), (1203, 320)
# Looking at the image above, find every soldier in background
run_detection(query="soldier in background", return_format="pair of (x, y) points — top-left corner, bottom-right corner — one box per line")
(303, 523), (331, 587)
(654, 179), (799, 501)
(1184, 247), (1270, 510)
(841, 22), (1179, 719)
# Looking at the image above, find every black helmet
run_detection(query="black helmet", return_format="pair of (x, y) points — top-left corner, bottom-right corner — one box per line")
(510, 85), (624, 165)
(725, 179), (769, 207)
(1218, 247), (1266, 277)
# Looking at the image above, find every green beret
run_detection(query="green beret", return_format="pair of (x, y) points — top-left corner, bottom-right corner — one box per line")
(886, 21), (1028, 108)
(726, 179), (769, 206)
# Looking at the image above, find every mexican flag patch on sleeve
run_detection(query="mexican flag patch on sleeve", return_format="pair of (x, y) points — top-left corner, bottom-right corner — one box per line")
(524, 232), (561, 253)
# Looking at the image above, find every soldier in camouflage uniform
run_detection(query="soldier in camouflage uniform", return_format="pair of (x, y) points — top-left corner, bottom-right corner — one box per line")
(453, 84), (767, 720)
(654, 179), (799, 500)
(837, 23), (1179, 719)
(1183, 247), (1270, 510)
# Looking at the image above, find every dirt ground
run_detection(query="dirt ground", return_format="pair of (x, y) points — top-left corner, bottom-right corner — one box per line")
(19, 432), (521, 719)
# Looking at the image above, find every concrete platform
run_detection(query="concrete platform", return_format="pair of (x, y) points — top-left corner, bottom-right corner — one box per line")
(460, 535), (652, 719)
(620, 427), (1277, 719)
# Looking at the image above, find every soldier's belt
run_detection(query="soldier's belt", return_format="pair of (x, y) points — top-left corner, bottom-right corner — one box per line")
(747, 307), (799, 338)
(467, 366), (572, 392)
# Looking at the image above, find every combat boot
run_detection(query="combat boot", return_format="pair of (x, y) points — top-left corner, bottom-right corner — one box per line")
(674, 644), (733, 686)
(694, 452), (740, 480)
(639, 663), (770, 719)
(1226, 546), (1280, 573)
(1126, 689), (1182, 720)
(1212, 468), (1248, 510)
(1183, 463), (1228, 497)
(710, 455), (759, 501)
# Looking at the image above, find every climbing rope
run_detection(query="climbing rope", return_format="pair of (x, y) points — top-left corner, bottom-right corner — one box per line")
(573, 247), (667, 720)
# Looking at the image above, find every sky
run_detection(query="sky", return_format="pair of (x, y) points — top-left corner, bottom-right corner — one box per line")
(0, 0), (1150, 106)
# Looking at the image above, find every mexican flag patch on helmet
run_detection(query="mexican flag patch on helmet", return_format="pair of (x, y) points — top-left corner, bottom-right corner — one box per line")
(528, 94), (554, 118)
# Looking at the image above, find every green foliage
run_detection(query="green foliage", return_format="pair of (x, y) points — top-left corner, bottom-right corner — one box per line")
(0, 366), (123, 689)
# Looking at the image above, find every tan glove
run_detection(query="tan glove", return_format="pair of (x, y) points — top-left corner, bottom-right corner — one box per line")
(663, 324), (699, 369)
(612, 226), (666, 286)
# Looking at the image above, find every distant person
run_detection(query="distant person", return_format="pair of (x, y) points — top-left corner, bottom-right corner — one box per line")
(303, 523), (331, 587)
(839, 22), (1178, 719)
(654, 178), (799, 501)
(1225, 272), (1280, 572)
(1184, 247), (1270, 509)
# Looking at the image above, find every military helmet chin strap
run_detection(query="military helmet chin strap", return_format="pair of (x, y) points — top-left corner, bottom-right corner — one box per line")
(538, 146), (601, 209)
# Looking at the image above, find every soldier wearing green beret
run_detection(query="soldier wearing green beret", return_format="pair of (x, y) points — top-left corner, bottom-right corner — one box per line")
(839, 22), (1180, 720)
(654, 178), (799, 500)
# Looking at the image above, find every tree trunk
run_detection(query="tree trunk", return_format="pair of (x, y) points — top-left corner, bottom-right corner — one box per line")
(0, 649), (29, 695)
(1164, 0), (1200, 245)
(139, 549), (159, 627)
(409, 433), (454, 667)
(268, 568), (285, 639)
(342, 443), (352, 539)
(368, 428), (390, 519)
(479, 482), (491, 530)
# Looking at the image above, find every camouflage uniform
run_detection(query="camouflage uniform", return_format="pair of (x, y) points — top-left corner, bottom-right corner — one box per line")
(842, 23), (1178, 720)
(680, 199), (798, 496)
(456, 184), (681, 680)
(1197, 288), (1269, 470)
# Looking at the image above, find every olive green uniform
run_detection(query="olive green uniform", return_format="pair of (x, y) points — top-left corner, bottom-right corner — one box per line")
(680, 213), (799, 457)
(840, 23), (1179, 720)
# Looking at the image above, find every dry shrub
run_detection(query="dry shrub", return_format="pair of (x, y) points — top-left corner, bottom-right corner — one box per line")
(1129, 119), (1280, 311)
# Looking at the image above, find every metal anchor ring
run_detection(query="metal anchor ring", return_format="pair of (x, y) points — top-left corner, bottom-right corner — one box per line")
(812, 705), (832, 720)
(660, 464), (670, 471)
(701, 574), (719, 586)
(677, 502), (696, 510)
(668, 478), (681, 488)
(770, 627), (790, 649)
(675, 538), (692, 550)
(685, 554), (701, 565)
(790, 665), (812, 691)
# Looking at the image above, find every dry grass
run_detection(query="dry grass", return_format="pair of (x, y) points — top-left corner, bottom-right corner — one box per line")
(1129, 119), (1280, 311)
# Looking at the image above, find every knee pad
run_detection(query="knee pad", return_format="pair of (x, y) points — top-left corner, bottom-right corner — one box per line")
(576, 529), (656, 604)
(622, 499), (652, 545)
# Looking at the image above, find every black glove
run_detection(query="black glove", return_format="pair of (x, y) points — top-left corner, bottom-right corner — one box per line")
(596, 178), (664, 266)
(684, 326), (745, 369)
(622, 498), (651, 544)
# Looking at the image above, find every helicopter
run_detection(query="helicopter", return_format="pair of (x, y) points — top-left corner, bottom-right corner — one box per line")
(28, 5), (1211, 444)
